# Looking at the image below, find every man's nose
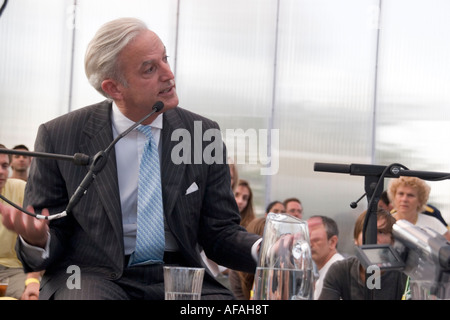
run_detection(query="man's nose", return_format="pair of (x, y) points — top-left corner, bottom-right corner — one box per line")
(159, 63), (174, 81)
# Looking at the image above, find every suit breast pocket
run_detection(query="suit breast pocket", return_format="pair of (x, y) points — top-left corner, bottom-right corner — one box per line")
(179, 182), (202, 216)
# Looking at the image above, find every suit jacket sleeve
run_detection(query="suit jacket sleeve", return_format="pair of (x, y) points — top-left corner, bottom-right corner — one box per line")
(195, 118), (260, 272)
(163, 108), (261, 274)
(17, 122), (73, 272)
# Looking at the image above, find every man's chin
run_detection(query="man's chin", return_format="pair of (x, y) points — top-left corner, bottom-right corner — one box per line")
(160, 98), (179, 112)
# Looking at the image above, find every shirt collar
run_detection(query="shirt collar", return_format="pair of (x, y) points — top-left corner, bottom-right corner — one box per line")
(111, 101), (163, 134)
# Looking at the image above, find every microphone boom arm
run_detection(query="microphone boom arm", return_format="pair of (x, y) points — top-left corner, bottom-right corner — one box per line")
(60, 101), (164, 217)
(1, 101), (164, 220)
(0, 148), (90, 166)
(314, 162), (407, 244)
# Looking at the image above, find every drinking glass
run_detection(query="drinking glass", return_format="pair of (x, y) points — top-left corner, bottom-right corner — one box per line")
(0, 277), (9, 298)
(163, 266), (205, 300)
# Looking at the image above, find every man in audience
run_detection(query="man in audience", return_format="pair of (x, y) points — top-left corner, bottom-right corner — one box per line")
(283, 197), (303, 219)
(318, 209), (407, 300)
(9, 145), (31, 182)
(0, 144), (40, 299)
(307, 215), (344, 299)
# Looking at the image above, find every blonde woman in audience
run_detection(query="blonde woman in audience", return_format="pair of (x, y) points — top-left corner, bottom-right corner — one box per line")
(388, 176), (450, 240)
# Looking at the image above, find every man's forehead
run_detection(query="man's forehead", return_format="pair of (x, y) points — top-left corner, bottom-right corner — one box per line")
(308, 217), (325, 231)
(0, 154), (9, 165)
(140, 47), (167, 66)
(287, 201), (301, 208)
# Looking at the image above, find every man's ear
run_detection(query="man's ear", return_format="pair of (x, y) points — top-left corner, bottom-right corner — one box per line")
(329, 235), (339, 249)
(101, 79), (123, 100)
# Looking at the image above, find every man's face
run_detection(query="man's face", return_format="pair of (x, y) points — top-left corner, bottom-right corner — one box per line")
(0, 154), (10, 189)
(112, 30), (179, 122)
(285, 201), (303, 219)
(11, 150), (31, 173)
(308, 217), (336, 268)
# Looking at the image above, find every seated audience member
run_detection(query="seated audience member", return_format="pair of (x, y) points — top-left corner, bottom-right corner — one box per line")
(265, 200), (285, 216)
(388, 176), (450, 240)
(283, 197), (303, 219)
(234, 179), (256, 228)
(319, 209), (407, 300)
(378, 190), (393, 212)
(9, 145), (32, 182)
(421, 203), (448, 229)
(0, 144), (40, 299)
(307, 215), (344, 299)
(380, 186), (447, 228)
(229, 217), (266, 299)
(228, 159), (239, 192)
(205, 178), (256, 288)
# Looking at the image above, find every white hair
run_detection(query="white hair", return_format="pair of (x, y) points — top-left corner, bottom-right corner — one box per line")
(84, 17), (148, 98)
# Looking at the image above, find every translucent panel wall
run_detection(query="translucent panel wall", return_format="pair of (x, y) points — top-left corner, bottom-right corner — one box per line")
(272, 0), (380, 253)
(375, 0), (450, 218)
(175, 0), (278, 212)
(0, 0), (73, 149)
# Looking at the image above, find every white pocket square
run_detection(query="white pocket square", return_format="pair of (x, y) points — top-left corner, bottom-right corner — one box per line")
(185, 182), (199, 195)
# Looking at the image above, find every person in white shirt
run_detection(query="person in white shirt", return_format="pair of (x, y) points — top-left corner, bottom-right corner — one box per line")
(307, 215), (344, 299)
(388, 176), (450, 240)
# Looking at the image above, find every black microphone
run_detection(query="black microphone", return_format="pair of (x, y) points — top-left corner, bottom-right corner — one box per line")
(0, 101), (164, 220)
(350, 193), (366, 209)
(61, 101), (164, 218)
(314, 162), (351, 174)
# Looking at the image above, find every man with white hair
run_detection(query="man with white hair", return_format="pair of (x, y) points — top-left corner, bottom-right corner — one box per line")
(0, 18), (260, 300)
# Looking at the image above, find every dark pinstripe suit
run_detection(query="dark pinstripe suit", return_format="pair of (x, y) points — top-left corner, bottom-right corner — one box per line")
(19, 100), (260, 299)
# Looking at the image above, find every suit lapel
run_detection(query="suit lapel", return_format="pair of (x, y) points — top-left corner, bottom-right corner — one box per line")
(161, 108), (186, 219)
(78, 101), (124, 248)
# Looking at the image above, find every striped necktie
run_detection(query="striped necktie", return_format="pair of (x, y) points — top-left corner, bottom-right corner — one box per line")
(129, 125), (165, 265)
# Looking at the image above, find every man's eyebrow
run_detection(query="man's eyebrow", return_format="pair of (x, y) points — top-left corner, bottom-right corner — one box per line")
(141, 60), (155, 68)
(140, 49), (168, 69)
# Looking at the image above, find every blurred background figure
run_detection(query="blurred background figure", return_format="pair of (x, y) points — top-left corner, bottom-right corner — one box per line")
(378, 190), (393, 212)
(228, 159), (239, 192)
(319, 209), (407, 300)
(388, 176), (450, 240)
(283, 197), (303, 219)
(0, 143), (40, 300)
(265, 200), (285, 216)
(229, 216), (266, 299)
(307, 215), (344, 299)
(9, 145), (31, 182)
(234, 179), (256, 228)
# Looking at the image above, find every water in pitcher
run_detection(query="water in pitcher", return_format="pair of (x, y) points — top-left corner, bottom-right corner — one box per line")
(253, 267), (314, 300)
(252, 213), (316, 300)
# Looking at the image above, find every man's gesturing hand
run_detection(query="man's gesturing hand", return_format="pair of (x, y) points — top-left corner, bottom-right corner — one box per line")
(0, 203), (49, 248)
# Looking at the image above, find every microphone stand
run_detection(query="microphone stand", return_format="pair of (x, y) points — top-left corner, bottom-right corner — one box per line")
(314, 162), (407, 244)
(0, 101), (164, 220)
(314, 162), (450, 300)
(62, 101), (164, 217)
(0, 148), (90, 166)
(0, 149), (90, 220)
